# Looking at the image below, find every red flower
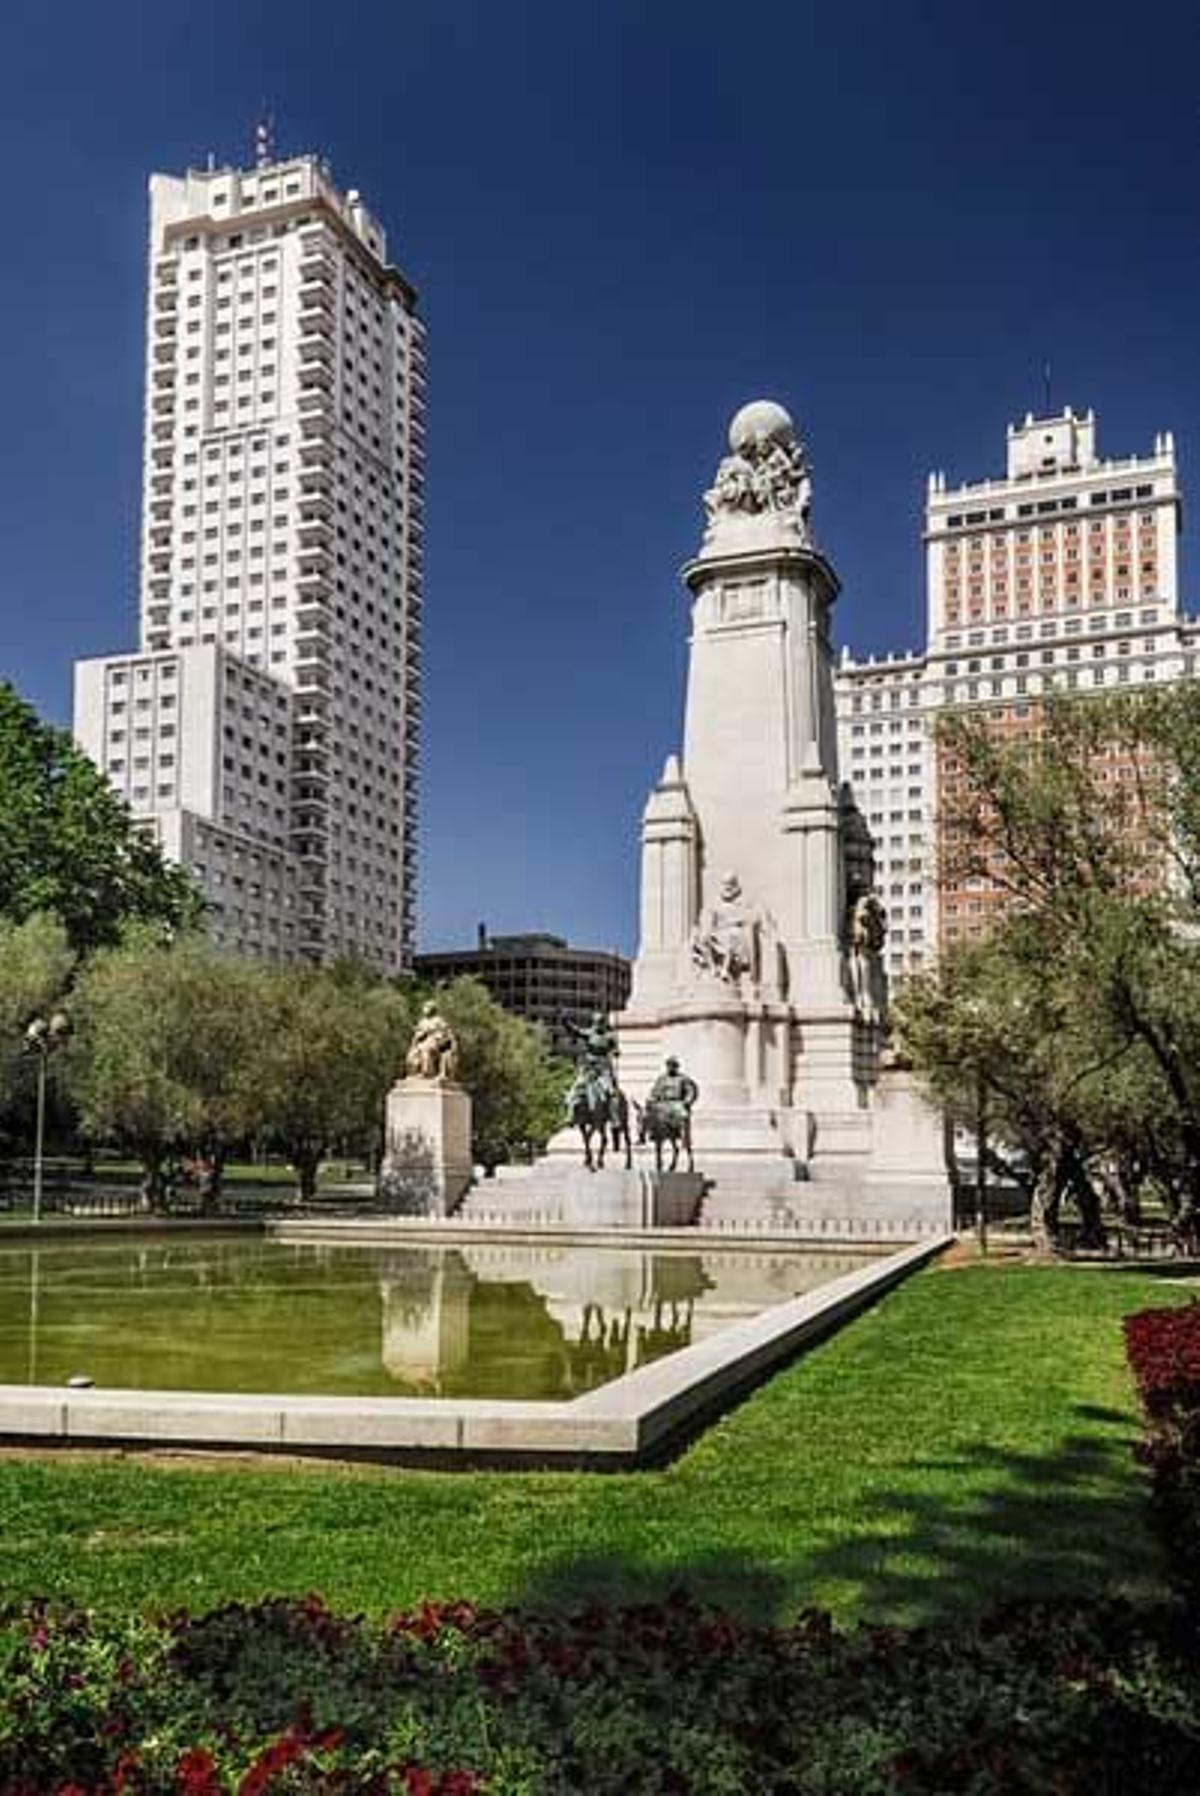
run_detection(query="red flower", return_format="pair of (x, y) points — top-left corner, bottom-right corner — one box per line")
(175, 1749), (222, 1796)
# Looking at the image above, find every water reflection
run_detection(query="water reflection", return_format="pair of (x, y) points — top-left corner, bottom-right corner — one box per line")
(0, 1239), (873, 1401)
(378, 1248), (705, 1396)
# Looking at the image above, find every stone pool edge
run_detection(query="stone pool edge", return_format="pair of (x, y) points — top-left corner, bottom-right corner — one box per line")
(0, 1236), (950, 1467)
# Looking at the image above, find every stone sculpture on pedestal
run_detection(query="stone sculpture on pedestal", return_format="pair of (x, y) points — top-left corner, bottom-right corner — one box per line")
(378, 1004), (473, 1215)
(616, 398), (951, 1232)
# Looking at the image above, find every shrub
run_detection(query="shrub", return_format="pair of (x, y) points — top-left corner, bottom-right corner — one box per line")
(1, 1592), (1199, 1792)
(1125, 1300), (1200, 1601)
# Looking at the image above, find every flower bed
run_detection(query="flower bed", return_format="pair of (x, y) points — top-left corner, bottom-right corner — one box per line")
(2, 1592), (1198, 1793)
(1125, 1299), (1200, 1601)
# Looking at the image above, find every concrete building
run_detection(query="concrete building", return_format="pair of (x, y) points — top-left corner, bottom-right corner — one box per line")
(73, 644), (299, 959)
(74, 148), (426, 973)
(836, 407), (1186, 969)
(414, 928), (632, 1056)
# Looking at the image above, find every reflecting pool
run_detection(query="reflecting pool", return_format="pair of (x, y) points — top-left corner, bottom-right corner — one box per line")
(0, 1237), (876, 1401)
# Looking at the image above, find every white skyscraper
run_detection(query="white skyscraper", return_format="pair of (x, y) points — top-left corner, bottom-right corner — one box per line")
(75, 148), (425, 972)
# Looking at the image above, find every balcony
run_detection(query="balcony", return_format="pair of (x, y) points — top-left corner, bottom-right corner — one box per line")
(293, 661), (331, 696)
(299, 467), (333, 495)
(298, 290), (335, 329)
(152, 391), (175, 415)
(298, 251), (336, 283)
(298, 332), (334, 365)
(298, 518), (332, 549)
(154, 312), (177, 337)
(300, 408), (334, 441)
(291, 834), (327, 865)
(299, 361), (334, 392)
(296, 602), (331, 636)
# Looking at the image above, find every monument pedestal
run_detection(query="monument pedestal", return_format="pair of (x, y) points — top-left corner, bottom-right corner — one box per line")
(378, 1078), (473, 1216)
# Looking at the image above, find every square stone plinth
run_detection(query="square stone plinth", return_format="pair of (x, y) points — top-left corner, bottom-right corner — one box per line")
(379, 1078), (473, 1216)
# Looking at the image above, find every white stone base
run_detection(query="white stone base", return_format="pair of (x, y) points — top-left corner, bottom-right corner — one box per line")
(378, 1079), (473, 1216)
(459, 1163), (704, 1229)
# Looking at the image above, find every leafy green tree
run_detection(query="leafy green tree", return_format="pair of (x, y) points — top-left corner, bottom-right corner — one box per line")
(0, 911), (75, 1152)
(0, 682), (201, 952)
(434, 977), (571, 1171)
(246, 965), (416, 1201)
(898, 687), (1200, 1248)
(69, 931), (262, 1206)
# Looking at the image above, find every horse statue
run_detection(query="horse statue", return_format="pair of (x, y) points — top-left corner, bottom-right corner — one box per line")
(562, 1011), (633, 1173)
(639, 1057), (699, 1174)
(566, 1081), (633, 1172)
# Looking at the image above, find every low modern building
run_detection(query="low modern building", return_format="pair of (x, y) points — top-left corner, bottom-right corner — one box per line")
(414, 927), (631, 1056)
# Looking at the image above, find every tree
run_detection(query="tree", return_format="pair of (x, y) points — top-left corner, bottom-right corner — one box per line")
(0, 911), (75, 1154)
(897, 687), (1200, 1249)
(0, 682), (202, 952)
(246, 964), (416, 1201)
(434, 977), (571, 1170)
(69, 931), (263, 1206)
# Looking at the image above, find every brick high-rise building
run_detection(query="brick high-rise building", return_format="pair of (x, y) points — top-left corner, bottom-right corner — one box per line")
(836, 408), (1189, 972)
(74, 149), (426, 971)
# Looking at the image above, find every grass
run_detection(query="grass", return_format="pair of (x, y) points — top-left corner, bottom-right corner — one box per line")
(0, 1261), (1184, 1627)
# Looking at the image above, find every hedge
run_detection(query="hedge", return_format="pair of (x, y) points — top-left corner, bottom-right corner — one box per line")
(1125, 1299), (1200, 1601)
(2, 1592), (1199, 1793)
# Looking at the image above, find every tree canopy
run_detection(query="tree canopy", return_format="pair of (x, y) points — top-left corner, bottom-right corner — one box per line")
(0, 682), (201, 952)
(897, 688), (1200, 1248)
(429, 976), (570, 1170)
(70, 930), (264, 1205)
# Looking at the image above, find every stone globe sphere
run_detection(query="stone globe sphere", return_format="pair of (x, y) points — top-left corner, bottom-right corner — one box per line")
(729, 399), (794, 456)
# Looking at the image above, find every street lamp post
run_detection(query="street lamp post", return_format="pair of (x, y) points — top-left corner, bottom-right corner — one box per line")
(23, 1012), (72, 1225)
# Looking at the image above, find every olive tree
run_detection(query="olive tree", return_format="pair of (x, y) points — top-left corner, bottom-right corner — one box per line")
(70, 930), (263, 1206)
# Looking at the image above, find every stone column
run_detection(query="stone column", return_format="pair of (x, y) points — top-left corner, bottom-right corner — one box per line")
(631, 754), (698, 1009)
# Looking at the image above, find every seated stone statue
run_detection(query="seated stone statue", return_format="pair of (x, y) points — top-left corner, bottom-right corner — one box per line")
(690, 871), (759, 985)
(406, 1001), (459, 1082)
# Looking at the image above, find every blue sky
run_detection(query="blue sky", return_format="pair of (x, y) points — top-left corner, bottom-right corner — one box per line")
(2, 0), (1197, 954)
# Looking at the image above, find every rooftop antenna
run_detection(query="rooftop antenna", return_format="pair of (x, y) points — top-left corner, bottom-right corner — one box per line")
(254, 106), (274, 170)
(1042, 360), (1052, 417)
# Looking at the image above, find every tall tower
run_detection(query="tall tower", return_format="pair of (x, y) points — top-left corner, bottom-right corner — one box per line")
(74, 150), (425, 972)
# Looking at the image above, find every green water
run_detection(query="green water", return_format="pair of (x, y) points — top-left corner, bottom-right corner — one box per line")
(0, 1237), (875, 1401)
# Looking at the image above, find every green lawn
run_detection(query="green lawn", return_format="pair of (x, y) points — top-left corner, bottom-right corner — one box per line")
(0, 1262), (1183, 1626)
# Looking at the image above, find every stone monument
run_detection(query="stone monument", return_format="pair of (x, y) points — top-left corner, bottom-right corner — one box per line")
(616, 398), (950, 1232)
(378, 1002), (473, 1214)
